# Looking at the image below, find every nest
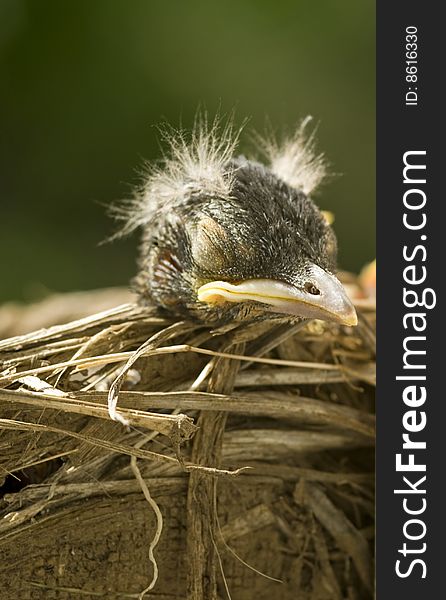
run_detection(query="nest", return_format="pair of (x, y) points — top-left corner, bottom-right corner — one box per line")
(0, 281), (375, 600)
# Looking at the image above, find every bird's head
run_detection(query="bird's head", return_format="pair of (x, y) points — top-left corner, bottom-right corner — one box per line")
(119, 116), (357, 327)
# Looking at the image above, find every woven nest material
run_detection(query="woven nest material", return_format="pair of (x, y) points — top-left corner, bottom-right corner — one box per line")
(0, 280), (375, 600)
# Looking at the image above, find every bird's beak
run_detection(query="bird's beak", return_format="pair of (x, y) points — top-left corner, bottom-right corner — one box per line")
(197, 264), (357, 326)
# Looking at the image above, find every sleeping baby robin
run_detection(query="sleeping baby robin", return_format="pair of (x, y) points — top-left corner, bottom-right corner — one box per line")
(116, 115), (357, 328)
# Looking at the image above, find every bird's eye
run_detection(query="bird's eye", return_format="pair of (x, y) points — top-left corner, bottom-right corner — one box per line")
(304, 282), (321, 295)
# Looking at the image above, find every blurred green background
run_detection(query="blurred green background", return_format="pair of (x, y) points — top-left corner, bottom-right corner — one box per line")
(0, 0), (375, 304)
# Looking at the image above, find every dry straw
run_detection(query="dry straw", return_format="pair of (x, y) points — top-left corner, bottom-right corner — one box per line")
(0, 283), (375, 599)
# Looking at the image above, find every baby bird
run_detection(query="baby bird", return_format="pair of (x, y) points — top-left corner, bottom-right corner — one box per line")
(118, 116), (357, 327)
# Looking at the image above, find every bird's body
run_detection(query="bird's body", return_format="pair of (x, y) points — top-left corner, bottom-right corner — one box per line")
(118, 116), (356, 327)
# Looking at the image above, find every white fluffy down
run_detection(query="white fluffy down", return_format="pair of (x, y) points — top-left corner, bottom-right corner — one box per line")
(258, 116), (327, 196)
(113, 114), (327, 236)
